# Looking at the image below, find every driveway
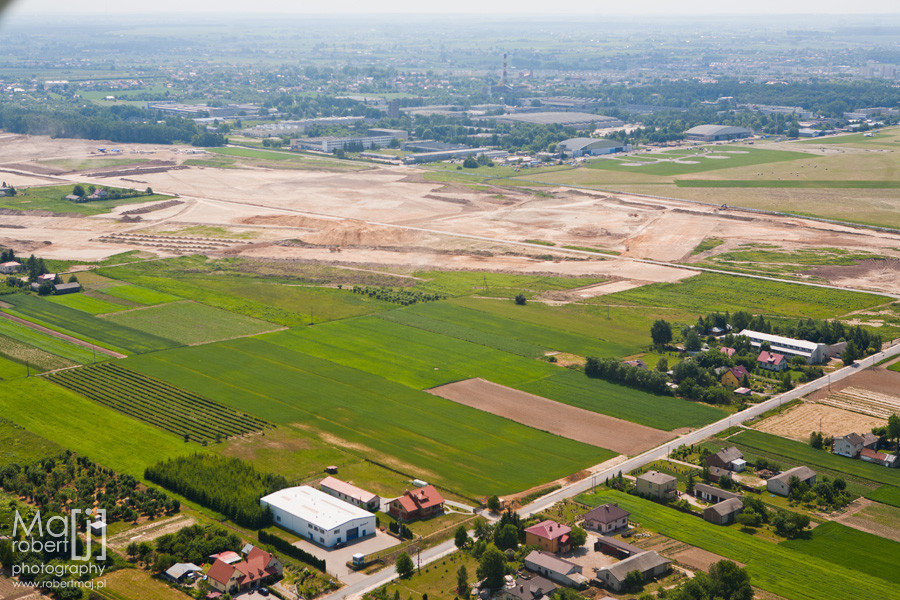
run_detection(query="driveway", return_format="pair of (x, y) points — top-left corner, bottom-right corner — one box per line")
(292, 530), (400, 583)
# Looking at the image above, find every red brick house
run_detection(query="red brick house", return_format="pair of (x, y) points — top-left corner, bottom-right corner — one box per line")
(388, 485), (444, 520)
(207, 546), (282, 595)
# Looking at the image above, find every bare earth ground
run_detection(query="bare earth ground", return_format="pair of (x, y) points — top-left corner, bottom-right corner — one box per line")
(2, 134), (900, 294)
(106, 514), (197, 551)
(427, 378), (673, 455)
(835, 498), (900, 543)
(806, 367), (900, 402)
(668, 547), (742, 572)
(754, 402), (886, 441)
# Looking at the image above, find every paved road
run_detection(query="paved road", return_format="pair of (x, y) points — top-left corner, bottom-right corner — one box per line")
(321, 343), (900, 600)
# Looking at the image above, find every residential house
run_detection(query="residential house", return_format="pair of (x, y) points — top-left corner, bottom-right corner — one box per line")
(719, 347), (736, 358)
(164, 563), (202, 584)
(635, 471), (677, 500)
(387, 485), (444, 520)
(65, 194), (81, 202)
(596, 551), (670, 592)
(524, 520), (571, 554)
(757, 351), (787, 372)
(705, 447), (745, 472)
(721, 366), (750, 388)
(860, 448), (899, 468)
(523, 551), (588, 587)
(207, 546), (282, 595)
(319, 476), (381, 512)
(693, 484), (740, 504)
(623, 359), (647, 370)
(498, 576), (557, 600)
(833, 432), (879, 458)
(0, 261), (21, 274)
(703, 498), (744, 525)
(707, 466), (733, 483)
(582, 503), (629, 533)
(767, 466), (816, 496)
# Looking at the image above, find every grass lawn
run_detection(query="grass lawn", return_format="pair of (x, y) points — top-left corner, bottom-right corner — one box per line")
(779, 520), (900, 585)
(0, 318), (98, 364)
(586, 146), (811, 177)
(0, 417), (63, 466)
(125, 337), (613, 497)
(576, 489), (896, 600)
(0, 378), (193, 477)
(606, 273), (889, 319)
(97, 568), (193, 600)
(378, 551), (479, 600)
(101, 301), (279, 345)
(865, 485), (900, 507)
(516, 369), (727, 431)
(2, 184), (173, 215)
(2, 294), (179, 354)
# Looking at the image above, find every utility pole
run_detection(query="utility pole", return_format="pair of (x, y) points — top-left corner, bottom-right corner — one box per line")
(25, 360), (29, 377)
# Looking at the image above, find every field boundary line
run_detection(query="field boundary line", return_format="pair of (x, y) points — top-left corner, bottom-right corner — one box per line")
(94, 298), (193, 317)
(0, 311), (126, 359)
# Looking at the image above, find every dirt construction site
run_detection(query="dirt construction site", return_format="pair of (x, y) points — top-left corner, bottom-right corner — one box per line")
(4, 133), (900, 295)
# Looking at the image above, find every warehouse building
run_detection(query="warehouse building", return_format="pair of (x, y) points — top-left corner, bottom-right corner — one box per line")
(483, 112), (623, 130)
(737, 330), (830, 364)
(260, 486), (376, 548)
(319, 477), (381, 512)
(685, 125), (753, 142)
(558, 138), (631, 157)
(292, 135), (395, 153)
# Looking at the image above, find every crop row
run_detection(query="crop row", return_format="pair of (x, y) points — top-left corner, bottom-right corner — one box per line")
(47, 363), (272, 443)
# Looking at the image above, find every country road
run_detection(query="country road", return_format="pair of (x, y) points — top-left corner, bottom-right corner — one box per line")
(321, 342), (900, 600)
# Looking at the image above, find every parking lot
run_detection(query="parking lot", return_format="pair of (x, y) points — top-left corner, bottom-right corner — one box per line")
(292, 530), (400, 583)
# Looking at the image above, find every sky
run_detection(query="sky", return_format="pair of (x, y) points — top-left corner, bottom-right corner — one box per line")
(4, 0), (900, 15)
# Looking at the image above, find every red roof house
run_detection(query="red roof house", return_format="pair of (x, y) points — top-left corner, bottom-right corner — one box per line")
(207, 546), (282, 595)
(757, 351), (787, 371)
(388, 485), (444, 520)
(719, 347), (736, 358)
(524, 520), (571, 554)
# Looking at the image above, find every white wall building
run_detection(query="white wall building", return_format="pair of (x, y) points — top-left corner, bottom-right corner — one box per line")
(737, 330), (830, 364)
(260, 486), (376, 547)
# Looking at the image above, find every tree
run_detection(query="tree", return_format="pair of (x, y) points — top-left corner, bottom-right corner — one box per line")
(887, 413), (900, 450)
(395, 552), (415, 579)
(842, 340), (859, 365)
(456, 565), (468, 595)
(623, 569), (644, 593)
(514, 293), (526, 306)
(684, 330), (702, 352)
(494, 523), (518, 551)
(454, 524), (468, 549)
(462, 156), (479, 168)
(568, 525), (587, 548)
(72, 184), (86, 197)
(651, 320), (673, 348)
(473, 516), (492, 541)
(487, 495), (502, 512)
(685, 471), (696, 494)
(709, 560), (753, 600)
(656, 357), (668, 373)
(67, 274), (78, 283)
(145, 187), (153, 195)
(809, 430), (824, 450)
(37, 281), (52, 296)
(476, 544), (506, 590)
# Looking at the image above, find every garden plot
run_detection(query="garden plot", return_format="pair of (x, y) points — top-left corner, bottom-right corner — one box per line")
(818, 387), (900, 419)
(427, 377), (672, 455)
(754, 401), (886, 441)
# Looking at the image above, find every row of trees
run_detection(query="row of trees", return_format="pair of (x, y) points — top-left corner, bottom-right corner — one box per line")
(145, 454), (286, 528)
(584, 356), (670, 395)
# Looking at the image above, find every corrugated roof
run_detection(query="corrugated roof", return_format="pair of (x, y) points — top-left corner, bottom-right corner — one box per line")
(602, 551), (670, 580)
(685, 125), (752, 136)
(637, 470), (676, 485)
(320, 476), (379, 504)
(260, 486), (374, 530)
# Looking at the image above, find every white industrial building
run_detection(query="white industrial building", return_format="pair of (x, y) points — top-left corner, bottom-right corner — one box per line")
(260, 486), (376, 548)
(292, 135), (395, 153)
(685, 125), (753, 142)
(737, 330), (830, 364)
(558, 138), (631, 157)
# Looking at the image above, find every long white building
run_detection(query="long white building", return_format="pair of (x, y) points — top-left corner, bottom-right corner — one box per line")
(737, 330), (830, 364)
(260, 486), (376, 547)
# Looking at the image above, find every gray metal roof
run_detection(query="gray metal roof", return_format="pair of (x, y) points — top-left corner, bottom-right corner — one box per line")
(637, 470), (676, 485)
(771, 465), (816, 484)
(685, 125), (752, 136)
(524, 550), (580, 575)
(602, 551), (670, 580)
(583, 503), (630, 524)
(165, 563), (202, 580)
(706, 497), (743, 516)
(694, 484), (740, 501)
(559, 138), (624, 152)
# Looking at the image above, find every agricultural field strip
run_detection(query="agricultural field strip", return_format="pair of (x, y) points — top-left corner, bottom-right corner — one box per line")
(864, 485), (900, 508)
(125, 337), (611, 496)
(1, 294), (178, 354)
(98, 284), (183, 305)
(45, 293), (132, 315)
(578, 490), (896, 600)
(0, 313), (112, 362)
(46, 363), (272, 443)
(819, 387), (900, 419)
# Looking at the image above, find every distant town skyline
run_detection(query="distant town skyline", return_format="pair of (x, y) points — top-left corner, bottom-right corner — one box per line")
(5, 0), (900, 15)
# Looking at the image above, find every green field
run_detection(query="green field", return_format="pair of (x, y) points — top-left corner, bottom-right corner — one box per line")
(0, 355), (28, 380)
(47, 362), (273, 444)
(412, 270), (605, 299)
(779, 520), (900, 585)
(2, 294), (179, 354)
(676, 179), (900, 188)
(101, 301), (278, 345)
(730, 430), (900, 488)
(517, 369), (727, 431)
(210, 146), (370, 171)
(577, 490), (896, 600)
(1, 184), (174, 215)
(46, 293), (131, 314)
(125, 337), (614, 496)
(0, 378), (192, 477)
(865, 485), (900, 507)
(379, 301), (637, 358)
(99, 284), (182, 305)
(586, 146), (811, 176)
(0, 318), (98, 365)
(262, 316), (556, 390)
(606, 273), (889, 319)
(0, 417), (62, 466)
